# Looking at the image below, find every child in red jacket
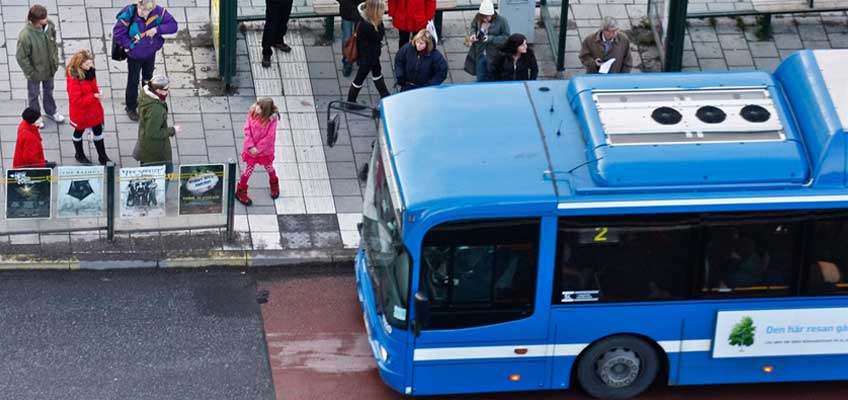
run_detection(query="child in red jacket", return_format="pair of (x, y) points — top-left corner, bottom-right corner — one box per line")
(66, 49), (109, 165)
(236, 98), (280, 206)
(14, 108), (56, 168)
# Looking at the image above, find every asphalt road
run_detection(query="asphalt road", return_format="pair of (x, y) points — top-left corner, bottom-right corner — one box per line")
(0, 269), (275, 400)
(257, 266), (848, 400)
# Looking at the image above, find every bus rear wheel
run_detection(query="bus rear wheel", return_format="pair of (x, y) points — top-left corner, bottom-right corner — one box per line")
(576, 335), (659, 399)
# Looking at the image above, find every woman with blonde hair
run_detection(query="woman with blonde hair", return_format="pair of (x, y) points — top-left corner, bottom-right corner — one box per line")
(394, 29), (447, 92)
(236, 98), (281, 206)
(66, 49), (109, 164)
(346, 0), (390, 106)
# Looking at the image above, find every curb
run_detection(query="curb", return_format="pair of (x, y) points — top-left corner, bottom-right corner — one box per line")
(0, 248), (358, 271)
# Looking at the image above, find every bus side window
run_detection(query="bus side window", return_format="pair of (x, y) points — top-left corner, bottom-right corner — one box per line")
(554, 221), (692, 304)
(419, 219), (540, 330)
(805, 218), (848, 295)
(701, 221), (800, 297)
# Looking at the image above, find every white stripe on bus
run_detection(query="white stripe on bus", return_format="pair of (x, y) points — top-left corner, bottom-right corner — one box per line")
(557, 194), (848, 210)
(413, 340), (712, 361)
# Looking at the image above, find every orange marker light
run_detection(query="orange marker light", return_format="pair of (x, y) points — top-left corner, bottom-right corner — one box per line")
(509, 374), (521, 382)
(762, 366), (774, 373)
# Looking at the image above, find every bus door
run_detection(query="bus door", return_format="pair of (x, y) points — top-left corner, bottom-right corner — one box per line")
(409, 218), (555, 395)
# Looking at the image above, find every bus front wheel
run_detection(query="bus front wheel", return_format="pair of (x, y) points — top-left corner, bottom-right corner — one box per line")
(576, 335), (659, 399)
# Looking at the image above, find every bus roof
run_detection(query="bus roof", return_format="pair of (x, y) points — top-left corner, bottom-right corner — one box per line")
(380, 83), (559, 215)
(380, 50), (848, 218)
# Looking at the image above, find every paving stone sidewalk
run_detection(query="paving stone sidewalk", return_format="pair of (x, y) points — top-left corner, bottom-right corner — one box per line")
(0, 0), (844, 266)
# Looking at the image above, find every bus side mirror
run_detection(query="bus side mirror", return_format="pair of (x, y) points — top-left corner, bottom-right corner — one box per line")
(326, 113), (340, 148)
(413, 291), (430, 337)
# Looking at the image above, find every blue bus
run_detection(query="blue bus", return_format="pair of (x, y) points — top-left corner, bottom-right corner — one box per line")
(352, 49), (848, 398)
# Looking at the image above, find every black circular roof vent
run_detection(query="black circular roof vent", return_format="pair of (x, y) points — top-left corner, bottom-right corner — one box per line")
(696, 106), (727, 124)
(651, 107), (683, 125)
(740, 104), (771, 123)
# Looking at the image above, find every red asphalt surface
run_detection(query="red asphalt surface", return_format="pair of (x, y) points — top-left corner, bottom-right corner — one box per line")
(258, 269), (847, 400)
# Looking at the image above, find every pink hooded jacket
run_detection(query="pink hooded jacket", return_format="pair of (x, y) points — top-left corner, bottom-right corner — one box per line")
(242, 114), (278, 165)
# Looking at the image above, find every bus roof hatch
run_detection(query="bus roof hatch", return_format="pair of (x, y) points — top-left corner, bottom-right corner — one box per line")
(566, 72), (809, 189)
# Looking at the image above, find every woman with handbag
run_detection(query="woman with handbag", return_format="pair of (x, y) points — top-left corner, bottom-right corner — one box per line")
(113, 0), (178, 122)
(337, 0), (364, 77)
(66, 49), (111, 165)
(346, 0), (390, 106)
(388, 0), (435, 49)
(464, 0), (509, 82)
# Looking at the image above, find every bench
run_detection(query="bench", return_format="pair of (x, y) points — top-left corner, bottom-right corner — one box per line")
(688, 0), (848, 18)
(686, 0), (848, 37)
(238, 0), (461, 42)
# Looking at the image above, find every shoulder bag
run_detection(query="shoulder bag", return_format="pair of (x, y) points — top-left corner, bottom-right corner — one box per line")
(343, 22), (360, 63)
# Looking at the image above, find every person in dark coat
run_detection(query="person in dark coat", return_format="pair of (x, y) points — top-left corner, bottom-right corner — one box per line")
(337, 0), (365, 77)
(14, 108), (56, 169)
(261, 0), (294, 68)
(346, 0), (390, 105)
(490, 33), (538, 81)
(395, 29), (447, 92)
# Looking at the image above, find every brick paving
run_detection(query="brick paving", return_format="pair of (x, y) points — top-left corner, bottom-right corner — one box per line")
(0, 0), (844, 259)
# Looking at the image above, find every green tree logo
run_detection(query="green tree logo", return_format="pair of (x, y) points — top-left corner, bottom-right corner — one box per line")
(728, 316), (756, 348)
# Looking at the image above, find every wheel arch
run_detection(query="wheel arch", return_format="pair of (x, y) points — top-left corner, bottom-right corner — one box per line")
(569, 332), (671, 390)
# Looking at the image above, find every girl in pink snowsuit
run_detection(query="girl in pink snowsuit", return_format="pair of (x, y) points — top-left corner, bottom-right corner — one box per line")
(236, 98), (279, 206)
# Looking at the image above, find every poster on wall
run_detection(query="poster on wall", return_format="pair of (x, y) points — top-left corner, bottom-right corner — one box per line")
(119, 165), (166, 218)
(179, 164), (225, 215)
(6, 168), (52, 219)
(713, 308), (848, 358)
(57, 166), (105, 218)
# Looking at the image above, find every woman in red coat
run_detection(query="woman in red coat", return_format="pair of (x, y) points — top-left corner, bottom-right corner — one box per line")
(66, 49), (110, 165)
(389, 0), (435, 48)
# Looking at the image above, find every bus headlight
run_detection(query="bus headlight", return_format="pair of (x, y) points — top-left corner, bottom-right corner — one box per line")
(380, 345), (389, 362)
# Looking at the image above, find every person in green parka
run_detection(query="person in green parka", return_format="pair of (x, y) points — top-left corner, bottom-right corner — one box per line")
(17, 4), (64, 124)
(136, 75), (180, 175)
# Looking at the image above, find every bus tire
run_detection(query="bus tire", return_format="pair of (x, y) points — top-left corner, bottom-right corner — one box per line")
(576, 335), (659, 399)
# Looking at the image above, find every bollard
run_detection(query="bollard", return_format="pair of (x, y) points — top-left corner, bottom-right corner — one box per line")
(106, 162), (115, 242)
(226, 160), (237, 241)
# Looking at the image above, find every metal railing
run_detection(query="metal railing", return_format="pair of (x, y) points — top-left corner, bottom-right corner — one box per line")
(235, 0), (570, 71)
(0, 161), (238, 242)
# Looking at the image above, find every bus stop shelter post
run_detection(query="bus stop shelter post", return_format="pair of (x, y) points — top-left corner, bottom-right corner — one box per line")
(323, 16), (335, 42)
(226, 160), (237, 241)
(663, 0), (688, 72)
(556, 0), (569, 71)
(434, 10), (444, 40)
(106, 162), (115, 242)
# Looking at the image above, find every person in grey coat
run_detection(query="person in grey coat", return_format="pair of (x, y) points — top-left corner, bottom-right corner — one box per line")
(463, 0), (509, 82)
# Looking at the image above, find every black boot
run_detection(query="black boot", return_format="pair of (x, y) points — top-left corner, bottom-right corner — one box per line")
(373, 77), (390, 98)
(345, 84), (366, 110)
(93, 139), (112, 165)
(73, 140), (91, 164)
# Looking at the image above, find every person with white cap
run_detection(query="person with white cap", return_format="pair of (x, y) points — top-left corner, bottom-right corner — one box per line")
(464, 0), (509, 82)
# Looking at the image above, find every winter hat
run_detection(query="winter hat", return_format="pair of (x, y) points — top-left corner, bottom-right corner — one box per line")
(147, 75), (170, 91)
(22, 108), (40, 124)
(479, 0), (495, 16)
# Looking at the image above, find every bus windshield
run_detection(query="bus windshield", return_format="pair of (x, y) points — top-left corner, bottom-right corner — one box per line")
(362, 139), (409, 329)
